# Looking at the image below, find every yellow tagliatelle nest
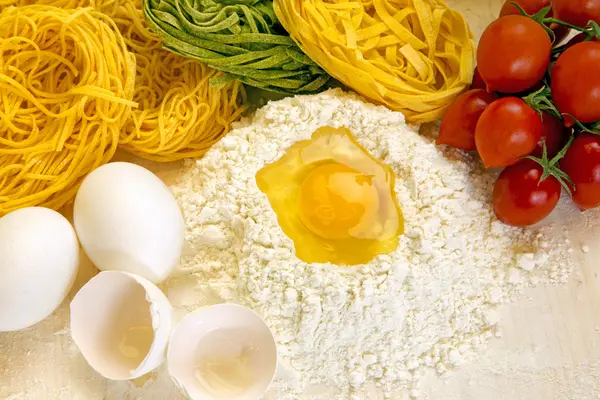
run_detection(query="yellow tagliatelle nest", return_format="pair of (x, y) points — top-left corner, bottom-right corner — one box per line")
(96, 0), (247, 162)
(0, 5), (136, 215)
(274, 0), (476, 123)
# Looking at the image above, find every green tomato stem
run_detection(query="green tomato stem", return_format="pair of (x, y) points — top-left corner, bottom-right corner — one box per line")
(563, 114), (600, 135)
(543, 18), (587, 32)
(524, 135), (575, 193)
(523, 86), (562, 121)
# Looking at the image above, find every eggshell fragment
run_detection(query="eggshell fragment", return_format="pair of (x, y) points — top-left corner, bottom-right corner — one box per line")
(0, 207), (79, 332)
(168, 304), (277, 400)
(73, 162), (185, 283)
(70, 271), (173, 380)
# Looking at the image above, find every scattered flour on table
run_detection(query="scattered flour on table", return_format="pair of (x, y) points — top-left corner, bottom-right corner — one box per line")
(166, 89), (575, 399)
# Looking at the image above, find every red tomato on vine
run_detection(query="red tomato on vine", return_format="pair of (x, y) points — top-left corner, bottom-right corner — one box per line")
(493, 159), (561, 226)
(475, 97), (542, 168)
(552, 41), (600, 125)
(530, 112), (567, 159)
(553, 0), (600, 28)
(560, 134), (600, 211)
(470, 67), (487, 91)
(437, 89), (498, 151)
(499, 0), (569, 42)
(477, 15), (551, 94)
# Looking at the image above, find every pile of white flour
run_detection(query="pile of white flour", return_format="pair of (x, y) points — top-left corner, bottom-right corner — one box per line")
(166, 89), (574, 399)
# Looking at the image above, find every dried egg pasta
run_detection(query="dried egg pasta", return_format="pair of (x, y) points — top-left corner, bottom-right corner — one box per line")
(96, 0), (248, 162)
(274, 0), (476, 122)
(0, 0), (90, 9)
(142, 0), (331, 95)
(2, 0), (248, 163)
(0, 6), (136, 215)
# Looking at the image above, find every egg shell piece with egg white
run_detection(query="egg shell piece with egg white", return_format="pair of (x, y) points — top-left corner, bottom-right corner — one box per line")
(0, 207), (79, 332)
(168, 304), (278, 400)
(74, 162), (185, 283)
(70, 270), (173, 380)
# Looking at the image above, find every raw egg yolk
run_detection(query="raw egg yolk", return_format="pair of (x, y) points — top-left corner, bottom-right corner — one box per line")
(255, 125), (404, 266)
(298, 164), (379, 240)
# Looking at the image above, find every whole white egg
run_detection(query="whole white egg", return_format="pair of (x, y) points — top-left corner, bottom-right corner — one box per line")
(0, 207), (79, 332)
(73, 162), (184, 284)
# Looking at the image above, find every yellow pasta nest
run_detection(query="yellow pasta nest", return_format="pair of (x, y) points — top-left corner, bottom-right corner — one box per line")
(274, 0), (476, 123)
(0, 5), (136, 216)
(3, 0), (247, 162)
(96, 0), (247, 162)
(0, 0), (90, 9)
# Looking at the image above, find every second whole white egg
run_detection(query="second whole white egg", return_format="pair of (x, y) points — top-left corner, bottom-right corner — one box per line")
(74, 162), (185, 284)
(0, 207), (79, 332)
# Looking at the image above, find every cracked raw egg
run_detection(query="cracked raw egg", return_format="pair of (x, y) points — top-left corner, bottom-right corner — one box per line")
(256, 126), (404, 266)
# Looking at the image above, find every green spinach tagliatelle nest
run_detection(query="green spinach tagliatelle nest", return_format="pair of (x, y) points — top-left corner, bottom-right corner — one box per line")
(142, 0), (331, 94)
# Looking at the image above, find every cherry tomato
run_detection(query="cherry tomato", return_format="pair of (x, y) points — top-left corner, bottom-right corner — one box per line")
(499, 0), (569, 42)
(437, 89), (499, 151)
(551, 42), (600, 125)
(478, 15), (552, 94)
(560, 134), (600, 210)
(475, 97), (542, 168)
(470, 67), (487, 91)
(530, 112), (567, 158)
(493, 159), (561, 226)
(553, 0), (600, 28)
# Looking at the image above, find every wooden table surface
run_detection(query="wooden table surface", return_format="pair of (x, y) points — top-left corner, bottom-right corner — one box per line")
(3, 1), (600, 399)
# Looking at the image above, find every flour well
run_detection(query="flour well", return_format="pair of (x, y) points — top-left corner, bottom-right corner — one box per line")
(165, 89), (575, 399)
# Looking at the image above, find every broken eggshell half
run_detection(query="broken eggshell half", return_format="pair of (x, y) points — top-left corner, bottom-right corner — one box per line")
(168, 304), (278, 400)
(70, 270), (173, 380)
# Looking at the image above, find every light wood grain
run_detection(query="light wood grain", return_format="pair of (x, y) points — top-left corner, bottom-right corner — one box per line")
(3, 1), (600, 399)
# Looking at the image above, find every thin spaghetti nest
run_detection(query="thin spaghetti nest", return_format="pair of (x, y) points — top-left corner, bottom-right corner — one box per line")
(274, 0), (476, 123)
(0, 5), (136, 215)
(3, 0), (248, 163)
(0, 0), (92, 10)
(96, 0), (248, 161)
